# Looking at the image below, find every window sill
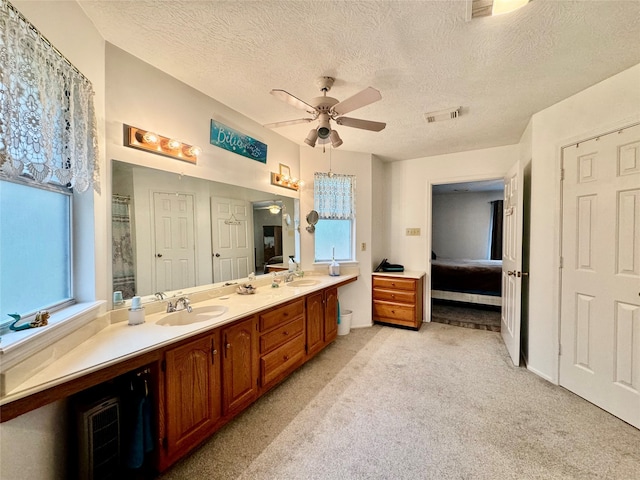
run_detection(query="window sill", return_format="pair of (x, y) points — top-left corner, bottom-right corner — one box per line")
(0, 301), (106, 373)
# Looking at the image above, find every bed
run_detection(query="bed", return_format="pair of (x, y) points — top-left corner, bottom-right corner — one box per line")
(431, 258), (502, 306)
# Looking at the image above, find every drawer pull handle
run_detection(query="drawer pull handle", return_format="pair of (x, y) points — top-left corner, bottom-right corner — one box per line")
(283, 331), (289, 335)
(391, 294), (395, 298)
(226, 343), (231, 349)
(283, 355), (289, 361)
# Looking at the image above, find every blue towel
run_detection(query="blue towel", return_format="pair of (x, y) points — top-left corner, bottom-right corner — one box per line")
(126, 379), (154, 469)
(337, 300), (341, 325)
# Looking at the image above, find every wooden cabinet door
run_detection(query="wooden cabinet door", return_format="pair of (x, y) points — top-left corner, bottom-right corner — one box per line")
(324, 287), (338, 343)
(164, 332), (221, 457)
(306, 291), (324, 357)
(222, 316), (257, 414)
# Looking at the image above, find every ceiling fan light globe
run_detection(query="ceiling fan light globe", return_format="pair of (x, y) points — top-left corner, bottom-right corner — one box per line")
(329, 129), (343, 148)
(304, 128), (318, 147)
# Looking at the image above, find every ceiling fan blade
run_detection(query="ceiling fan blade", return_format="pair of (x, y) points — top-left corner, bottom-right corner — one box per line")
(331, 87), (382, 116)
(263, 118), (314, 129)
(335, 116), (386, 132)
(270, 89), (317, 113)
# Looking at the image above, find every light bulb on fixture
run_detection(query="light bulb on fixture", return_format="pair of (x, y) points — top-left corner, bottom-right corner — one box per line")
(166, 138), (181, 150)
(142, 131), (159, 145)
(269, 204), (281, 214)
(185, 145), (202, 157)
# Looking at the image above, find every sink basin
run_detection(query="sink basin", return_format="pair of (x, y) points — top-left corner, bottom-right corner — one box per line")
(285, 279), (320, 288)
(156, 305), (228, 326)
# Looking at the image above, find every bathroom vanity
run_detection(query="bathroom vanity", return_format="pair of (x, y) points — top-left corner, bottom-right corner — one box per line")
(0, 273), (357, 472)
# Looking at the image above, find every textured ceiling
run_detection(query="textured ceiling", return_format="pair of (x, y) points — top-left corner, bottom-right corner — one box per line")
(78, 0), (640, 162)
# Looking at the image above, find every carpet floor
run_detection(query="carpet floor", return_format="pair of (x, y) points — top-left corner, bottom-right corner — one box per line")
(157, 323), (640, 480)
(431, 301), (501, 331)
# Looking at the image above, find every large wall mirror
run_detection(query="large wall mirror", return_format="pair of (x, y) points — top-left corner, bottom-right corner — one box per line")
(111, 160), (299, 304)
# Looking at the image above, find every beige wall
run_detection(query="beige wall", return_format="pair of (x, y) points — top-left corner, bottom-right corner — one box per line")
(299, 148), (375, 329)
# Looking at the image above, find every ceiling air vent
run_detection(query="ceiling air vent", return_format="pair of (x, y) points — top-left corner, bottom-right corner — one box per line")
(424, 107), (461, 123)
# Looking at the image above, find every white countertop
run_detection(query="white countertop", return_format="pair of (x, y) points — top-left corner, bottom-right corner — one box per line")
(1, 273), (357, 406)
(372, 270), (425, 279)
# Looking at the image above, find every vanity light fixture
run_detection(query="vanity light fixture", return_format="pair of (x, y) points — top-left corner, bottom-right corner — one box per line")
(271, 164), (304, 191)
(124, 125), (201, 164)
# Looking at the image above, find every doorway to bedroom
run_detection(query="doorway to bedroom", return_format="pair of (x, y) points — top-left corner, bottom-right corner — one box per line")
(430, 179), (504, 331)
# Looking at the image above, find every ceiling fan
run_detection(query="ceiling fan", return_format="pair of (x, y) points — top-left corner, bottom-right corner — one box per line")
(264, 77), (386, 148)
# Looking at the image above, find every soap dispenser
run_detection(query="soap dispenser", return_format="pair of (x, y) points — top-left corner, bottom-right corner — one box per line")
(288, 255), (296, 272)
(329, 247), (340, 276)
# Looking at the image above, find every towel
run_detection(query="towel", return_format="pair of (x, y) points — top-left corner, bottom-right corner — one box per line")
(125, 377), (154, 469)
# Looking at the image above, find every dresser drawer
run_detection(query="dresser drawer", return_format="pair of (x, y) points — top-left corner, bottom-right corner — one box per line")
(372, 276), (416, 291)
(259, 299), (305, 332)
(372, 288), (415, 304)
(259, 317), (304, 354)
(372, 301), (415, 322)
(260, 334), (305, 387)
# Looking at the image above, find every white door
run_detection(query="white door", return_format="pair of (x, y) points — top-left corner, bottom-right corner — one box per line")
(501, 160), (524, 366)
(211, 196), (253, 282)
(153, 192), (196, 293)
(560, 124), (640, 428)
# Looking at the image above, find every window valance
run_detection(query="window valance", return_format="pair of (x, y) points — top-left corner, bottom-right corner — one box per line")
(0, 0), (99, 192)
(313, 172), (356, 219)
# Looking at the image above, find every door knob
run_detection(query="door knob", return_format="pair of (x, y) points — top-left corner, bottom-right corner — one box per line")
(156, 253), (163, 258)
(214, 253), (221, 257)
(507, 270), (515, 276)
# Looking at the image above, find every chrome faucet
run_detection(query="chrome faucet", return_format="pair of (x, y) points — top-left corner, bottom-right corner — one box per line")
(166, 296), (192, 313)
(284, 272), (295, 282)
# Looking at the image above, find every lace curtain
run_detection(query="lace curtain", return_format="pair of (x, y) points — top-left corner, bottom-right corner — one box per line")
(0, 0), (99, 192)
(314, 172), (356, 219)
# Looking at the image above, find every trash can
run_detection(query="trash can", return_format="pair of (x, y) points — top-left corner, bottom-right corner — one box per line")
(338, 309), (352, 336)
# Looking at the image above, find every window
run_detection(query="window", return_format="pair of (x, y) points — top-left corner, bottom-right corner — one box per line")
(313, 173), (355, 262)
(0, 0), (99, 326)
(0, 179), (72, 317)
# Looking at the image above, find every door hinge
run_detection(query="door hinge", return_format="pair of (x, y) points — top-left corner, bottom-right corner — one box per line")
(161, 359), (166, 372)
(558, 344), (562, 356)
(560, 168), (565, 181)
(162, 437), (168, 449)
(559, 256), (563, 269)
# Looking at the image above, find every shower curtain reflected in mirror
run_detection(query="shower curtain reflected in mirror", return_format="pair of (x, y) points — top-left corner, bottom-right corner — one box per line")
(112, 194), (136, 298)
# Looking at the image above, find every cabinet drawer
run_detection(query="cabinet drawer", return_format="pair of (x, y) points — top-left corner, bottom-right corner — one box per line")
(372, 301), (415, 322)
(259, 317), (304, 354)
(372, 288), (415, 304)
(259, 299), (305, 332)
(372, 276), (416, 291)
(260, 334), (305, 387)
